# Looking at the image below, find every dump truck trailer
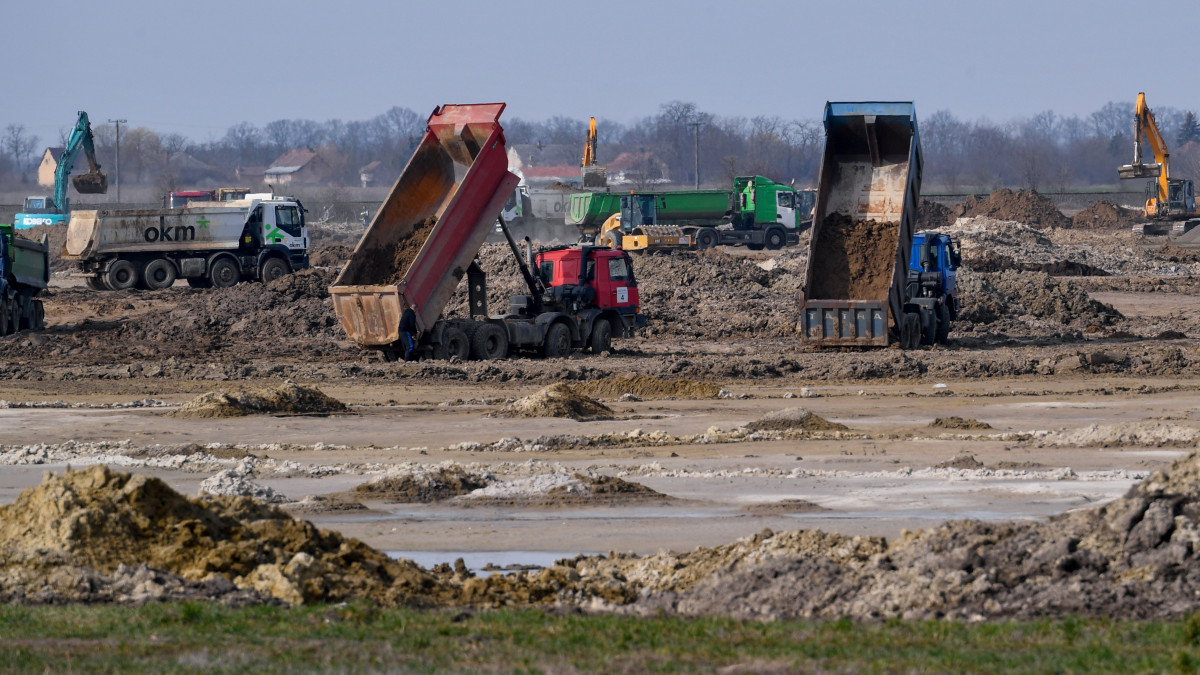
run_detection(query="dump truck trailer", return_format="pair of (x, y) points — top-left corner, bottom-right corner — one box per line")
(0, 223), (48, 335)
(330, 103), (645, 362)
(801, 101), (958, 348)
(64, 197), (309, 291)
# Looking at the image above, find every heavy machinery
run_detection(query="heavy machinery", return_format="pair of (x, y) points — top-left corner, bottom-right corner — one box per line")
(330, 103), (645, 362)
(595, 177), (813, 251)
(1118, 92), (1199, 220)
(801, 101), (960, 349)
(0, 223), (48, 334)
(14, 111), (108, 229)
(65, 195), (309, 290)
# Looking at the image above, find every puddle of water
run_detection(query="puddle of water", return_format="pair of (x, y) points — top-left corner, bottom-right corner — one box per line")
(387, 550), (593, 576)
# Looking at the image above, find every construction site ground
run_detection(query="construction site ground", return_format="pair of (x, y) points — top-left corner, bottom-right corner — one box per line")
(8, 190), (1200, 619)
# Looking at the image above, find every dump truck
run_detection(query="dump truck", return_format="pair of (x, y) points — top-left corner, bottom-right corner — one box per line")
(801, 101), (959, 349)
(330, 103), (645, 362)
(0, 223), (48, 335)
(64, 196), (309, 291)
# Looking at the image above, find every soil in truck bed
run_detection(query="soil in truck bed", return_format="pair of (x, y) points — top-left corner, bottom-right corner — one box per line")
(806, 213), (899, 301)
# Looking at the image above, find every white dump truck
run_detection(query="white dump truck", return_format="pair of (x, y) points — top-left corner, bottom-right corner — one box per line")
(65, 196), (309, 290)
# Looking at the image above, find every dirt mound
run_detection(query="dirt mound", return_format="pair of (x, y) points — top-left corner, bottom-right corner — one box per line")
(1071, 200), (1143, 229)
(572, 375), (721, 399)
(807, 215), (899, 301)
(746, 408), (849, 432)
(930, 417), (993, 430)
(0, 466), (446, 606)
(951, 189), (1071, 229)
(916, 199), (956, 231)
(352, 465), (491, 503)
(174, 382), (348, 418)
(492, 383), (613, 421)
(956, 269), (1122, 327)
(933, 454), (986, 469)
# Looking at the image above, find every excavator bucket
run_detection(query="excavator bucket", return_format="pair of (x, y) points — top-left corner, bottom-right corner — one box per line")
(72, 170), (108, 194)
(1118, 162), (1161, 179)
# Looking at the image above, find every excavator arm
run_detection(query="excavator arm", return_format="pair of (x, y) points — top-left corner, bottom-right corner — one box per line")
(1118, 92), (1170, 208)
(54, 111), (108, 213)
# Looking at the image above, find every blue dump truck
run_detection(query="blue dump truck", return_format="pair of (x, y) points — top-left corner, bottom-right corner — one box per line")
(801, 102), (960, 349)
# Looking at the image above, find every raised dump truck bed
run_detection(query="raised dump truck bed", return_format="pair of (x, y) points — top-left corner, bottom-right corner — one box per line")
(801, 102), (923, 347)
(331, 103), (520, 347)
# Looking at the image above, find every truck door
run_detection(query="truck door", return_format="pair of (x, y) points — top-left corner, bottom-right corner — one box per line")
(265, 204), (306, 251)
(592, 252), (639, 309)
(775, 191), (798, 228)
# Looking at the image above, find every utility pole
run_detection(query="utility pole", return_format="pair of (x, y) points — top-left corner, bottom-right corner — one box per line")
(688, 121), (702, 189)
(108, 118), (127, 202)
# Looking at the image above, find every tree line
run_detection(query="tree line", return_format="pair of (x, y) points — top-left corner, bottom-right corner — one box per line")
(3, 99), (1200, 194)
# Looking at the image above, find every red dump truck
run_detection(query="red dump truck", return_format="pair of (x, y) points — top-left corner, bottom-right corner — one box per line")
(329, 103), (646, 362)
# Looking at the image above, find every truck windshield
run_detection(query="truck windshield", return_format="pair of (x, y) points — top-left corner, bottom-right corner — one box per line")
(275, 206), (303, 237)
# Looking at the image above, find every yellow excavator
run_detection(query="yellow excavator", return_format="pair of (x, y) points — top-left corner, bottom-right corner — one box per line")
(1118, 92), (1198, 219)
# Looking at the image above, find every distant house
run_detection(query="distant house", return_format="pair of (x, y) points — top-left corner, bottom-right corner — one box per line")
(359, 160), (383, 188)
(37, 147), (92, 188)
(264, 148), (336, 186)
(606, 152), (669, 185)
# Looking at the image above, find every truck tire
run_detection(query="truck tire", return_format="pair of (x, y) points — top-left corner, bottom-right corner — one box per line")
(209, 258), (241, 288)
(589, 318), (612, 354)
(435, 325), (470, 361)
(105, 259), (139, 291)
(935, 301), (951, 344)
(142, 258), (177, 291)
(695, 228), (718, 250)
(765, 227), (785, 250)
(471, 323), (509, 360)
(260, 256), (289, 284)
(542, 322), (571, 359)
(85, 277), (106, 291)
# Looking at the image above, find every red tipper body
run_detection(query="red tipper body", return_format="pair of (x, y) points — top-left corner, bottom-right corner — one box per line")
(330, 103), (521, 346)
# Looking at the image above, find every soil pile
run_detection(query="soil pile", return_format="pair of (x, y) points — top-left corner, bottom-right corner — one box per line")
(951, 189), (1071, 229)
(174, 382), (348, 418)
(572, 375), (721, 400)
(0, 466), (446, 606)
(807, 215), (899, 301)
(492, 383), (613, 421)
(930, 417), (993, 430)
(916, 199), (956, 231)
(352, 465), (491, 503)
(956, 269), (1122, 327)
(1071, 201), (1142, 229)
(746, 408), (849, 432)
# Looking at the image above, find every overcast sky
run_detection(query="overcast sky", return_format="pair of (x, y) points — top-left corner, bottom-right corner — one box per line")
(5, 0), (1197, 144)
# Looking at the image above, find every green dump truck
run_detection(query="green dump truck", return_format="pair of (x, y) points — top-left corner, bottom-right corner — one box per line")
(0, 223), (49, 335)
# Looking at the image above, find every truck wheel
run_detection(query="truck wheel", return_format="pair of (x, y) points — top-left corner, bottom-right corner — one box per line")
(589, 318), (612, 354)
(142, 258), (177, 291)
(935, 302), (951, 344)
(105, 259), (139, 291)
(85, 277), (106, 291)
(765, 228), (785, 250)
(542, 322), (571, 359)
(436, 325), (471, 361)
(209, 258), (241, 288)
(31, 300), (44, 330)
(695, 228), (718, 249)
(471, 323), (509, 360)
(261, 256), (289, 284)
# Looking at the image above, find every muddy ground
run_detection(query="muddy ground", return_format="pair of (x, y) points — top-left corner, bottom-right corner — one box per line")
(8, 192), (1200, 619)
